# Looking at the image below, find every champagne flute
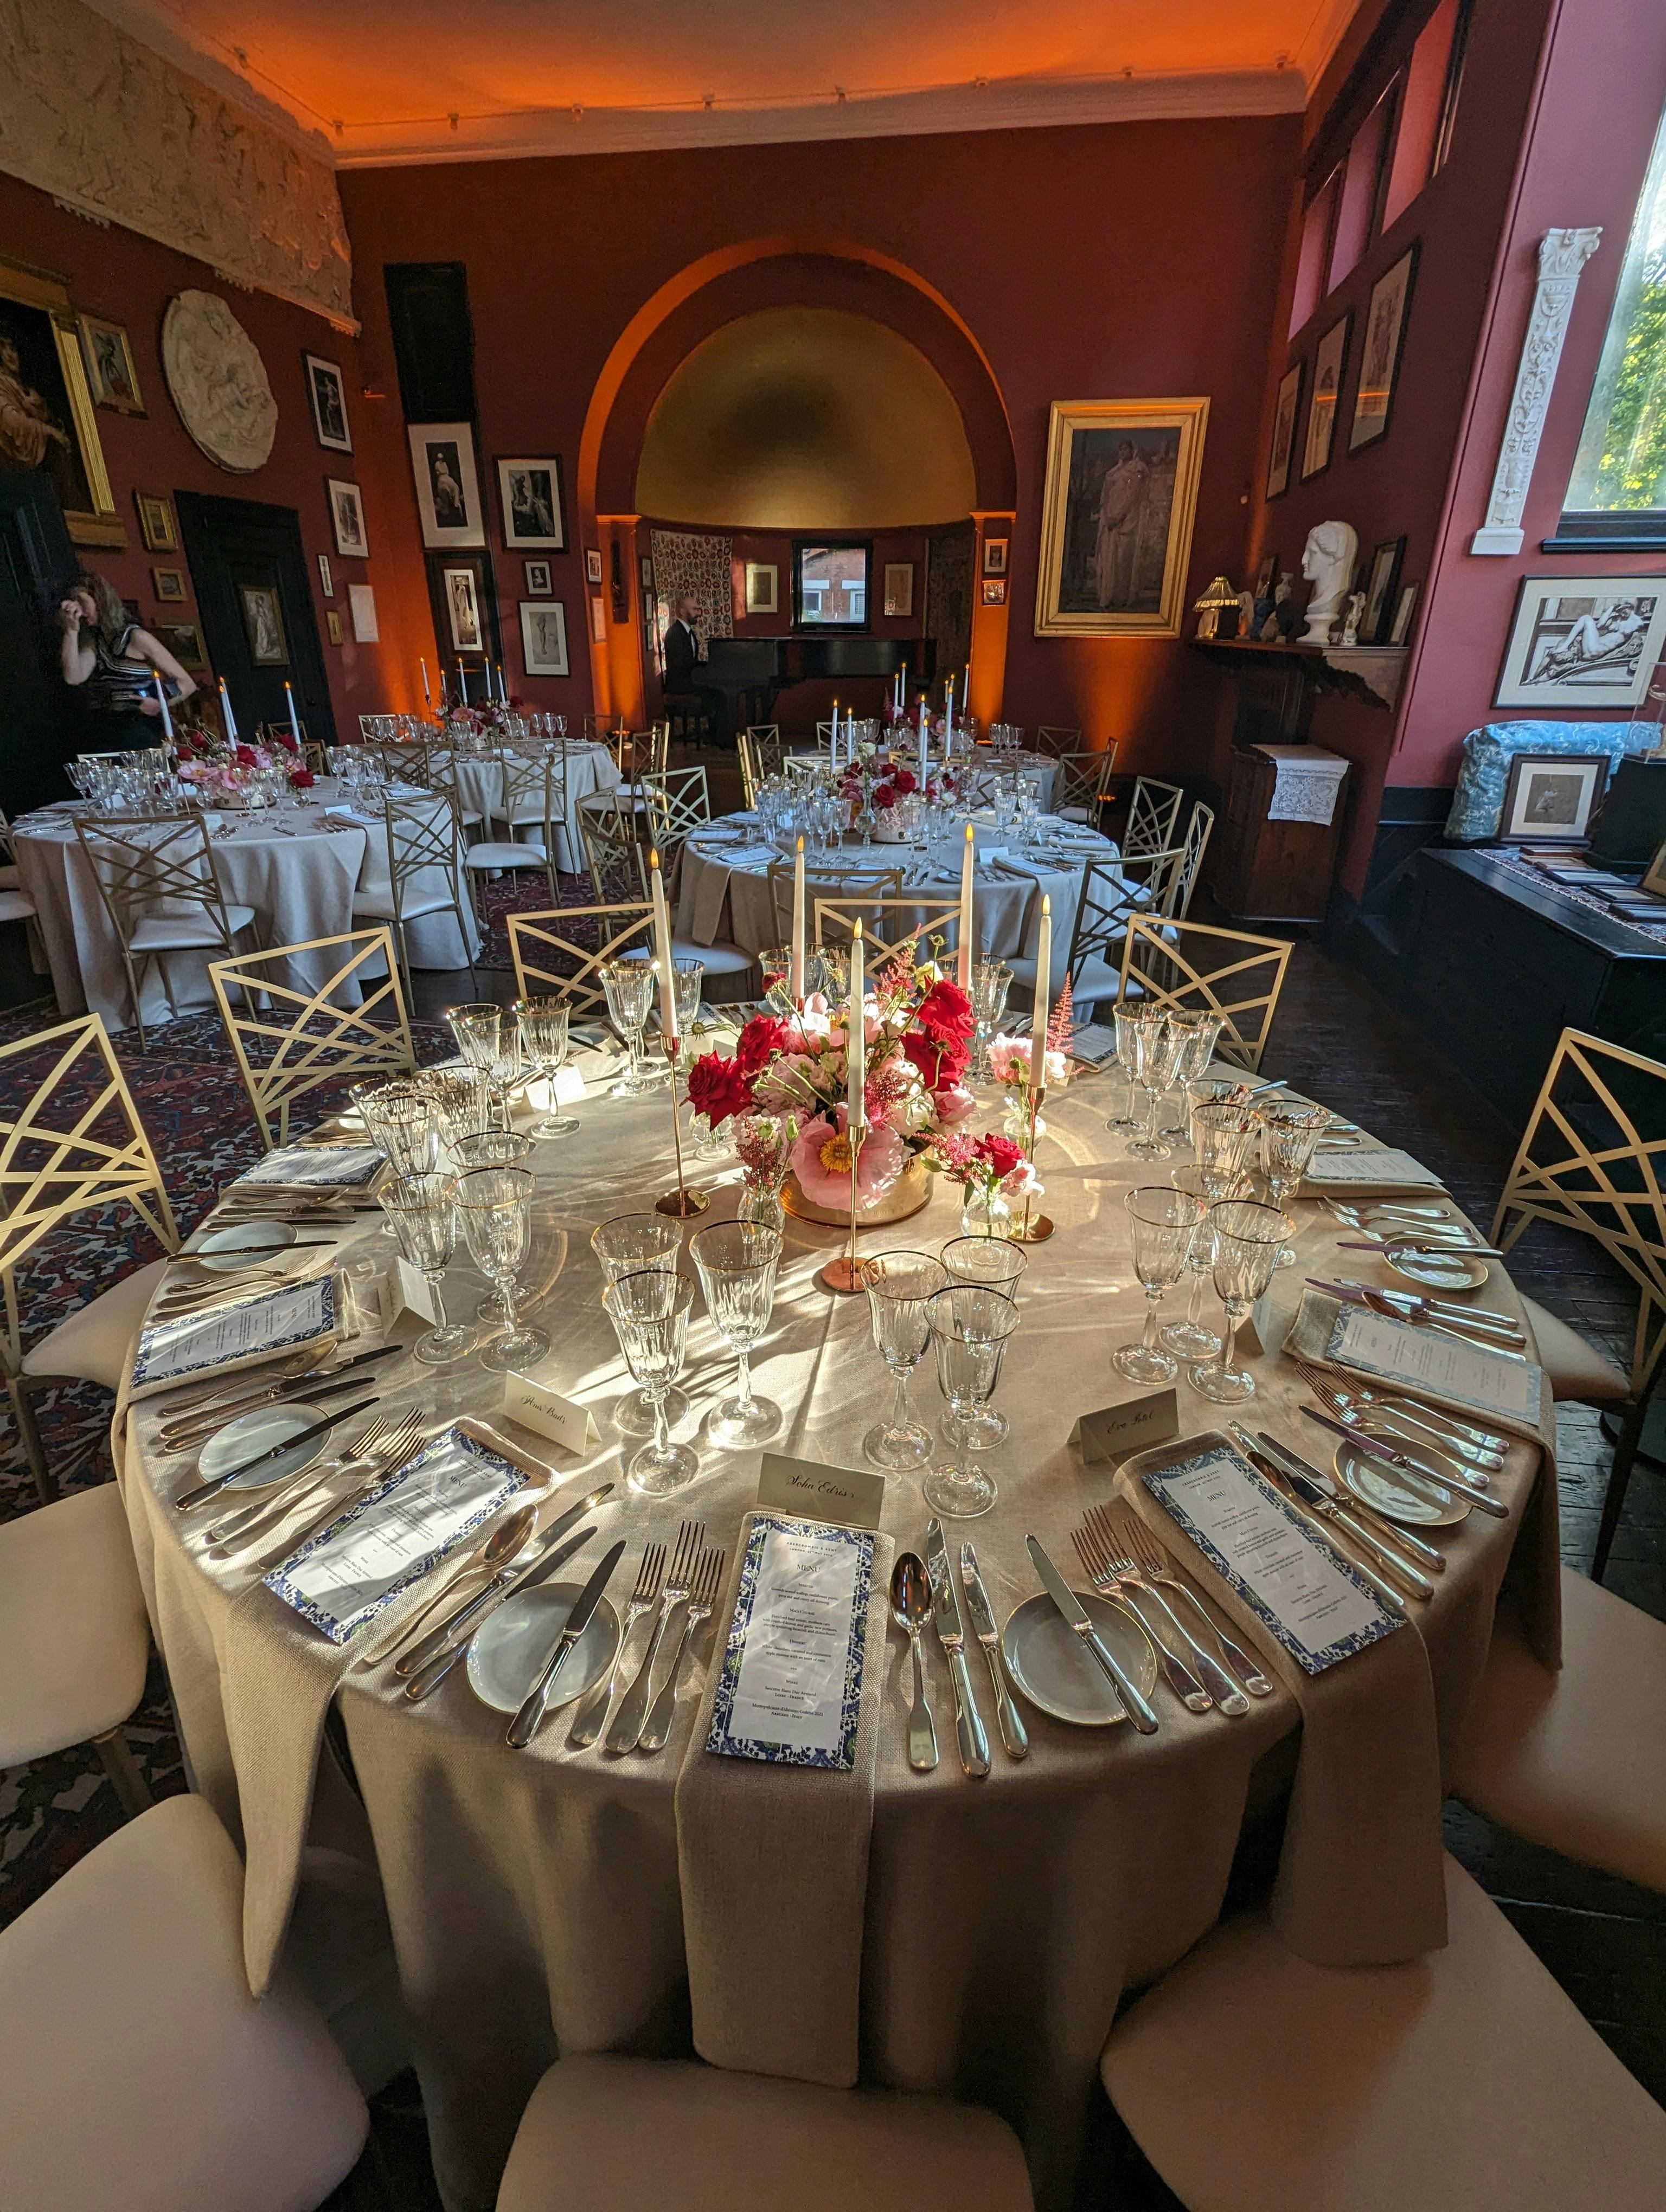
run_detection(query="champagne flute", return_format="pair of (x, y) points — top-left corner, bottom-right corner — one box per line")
(376, 1173), (477, 1365)
(1187, 1198), (1291, 1403)
(599, 959), (655, 1095)
(690, 1219), (783, 1446)
(452, 1166), (550, 1374)
(1128, 1009), (1186, 1160)
(515, 996), (580, 1138)
(590, 1213), (690, 1435)
(970, 959), (1012, 1083)
(924, 1284), (1021, 1519)
(861, 1251), (950, 1471)
(1256, 1104), (1330, 1268)
(1113, 1187), (1206, 1384)
(603, 1268), (697, 1495)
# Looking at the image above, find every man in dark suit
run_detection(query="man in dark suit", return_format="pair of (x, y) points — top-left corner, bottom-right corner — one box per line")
(663, 593), (731, 747)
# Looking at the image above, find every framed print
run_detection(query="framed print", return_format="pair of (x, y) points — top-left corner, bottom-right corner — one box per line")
(585, 548), (604, 586)
(982, 577), (1008, 606)
(441, 564), (484, 653)
(1389, 583), (1418, 646)
(1033, 396), (1209, 639)
(1642, 841), (1666, 898)
(1254, 550), (1278, 598)
(349, 582), (379, 644)
(1300, 315), (1349, 480)
(523, 558), (552, 596)
(1349, 243), (1418, 453)
(317, 552), (334, 599)
(520, 600), (569, 677)
(589, 595), (607, 643)
(496, 456), (565, 550)
(0, 256), (121, 546)
(135, 491), (176, 551)
(1362, 535), (1406, 645)
(151, 567), (186, 603)
(79, 314), (144, 414)
(303, 353), (352, 453)
(1494, 577), (1666, 710)
(882, 562), (914, 618)
(240, 584), (289, 665)
(326, 610), (344, 646)
(152, 621), (206, 671)
(407, 422), (484, 548)
(983, 539), (1009, 577)
(639, 554), (653, 594)
(1500, 753), (1610, 843)
(744, 561), (778, 616)
(326, 478), (369, 559)
(1266, 360), (1302, 499)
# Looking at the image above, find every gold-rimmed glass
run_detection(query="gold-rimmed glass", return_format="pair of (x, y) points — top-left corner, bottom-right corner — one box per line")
(452, 1165), (549, 1374)
(589, 1212), (690, 1437)
(861, 1251), (950, 1471)
(1187, 1198), (1291, 1403)
(515, 996), (580, 1138)
(689, 1219), (783, 1446)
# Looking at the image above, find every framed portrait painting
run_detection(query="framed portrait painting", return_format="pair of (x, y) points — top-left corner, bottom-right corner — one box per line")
(882, 562), (914, 618)
(1494, 577), (1666, 710)
(496, 456), (565, 550)
(1389, 583), (1418, 646)
(1266, 361), (1302, 499)
(983, 539), (1009, 576)
(79, 314), (144, 414)
(1033, 396), (1209, 639)
(240, 584), (289, 665)
(1362, 535), (1406, 645)
(304, 353), (352, 453)
(744, 562), (778, 616)
(1349, 243), (1418, 453)
(407, 422), (485, 548)
(326, 478), (369, 560)
(152, 567), (187, 603)
(441, 565), (484, 653)
(0, 256), (121, 546)
(1500, 753), (1610, 843)
(1300, 314), (1349, 480)
(520, 600), (569, 677)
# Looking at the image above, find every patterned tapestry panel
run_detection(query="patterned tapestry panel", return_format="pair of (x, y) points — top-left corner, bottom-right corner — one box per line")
(649, 529), (734, 674)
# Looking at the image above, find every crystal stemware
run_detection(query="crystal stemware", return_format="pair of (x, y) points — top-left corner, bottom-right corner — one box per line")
(1105, 1004), (1145, 1135)
(861, 1250), (950, 1471)
(603, 1268), (697, 1496)
(939, 1236), (1026, 1449)
(1160, 1208), (1222, 1358)
(970, 960), (1012, 1083)
(667, 957), (704, 1072)
(589, 1214), (691, 1435)
(1187, 1198), (1292, 1403)
(351, 1078), (440, 1176)
(1191, 1101), (1261, 1202)
(515, 996), (580, 1138)
(1128, 1010), (1187, 1160)
(599, 959), (655, 1095)
(690, 1219), (783, 1446)
(1113, 1187), (1207, 1384)
(452, 1165), (550, 1374)
(924, 1284), (1021, 1519)
(428, 1067), (499, 1160)
(1257, 1104), (1330, 1267)
(376, 1172), (477, 1365)
(1163, 1010), (1225, 1135)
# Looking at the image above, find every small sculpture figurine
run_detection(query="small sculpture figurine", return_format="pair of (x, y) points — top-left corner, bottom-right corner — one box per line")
(1261, 574), (1295, 642)
(1339, 590), (1366, 648)
(1237, 590), (1257, 639)
(1299, 521), (1359, 646)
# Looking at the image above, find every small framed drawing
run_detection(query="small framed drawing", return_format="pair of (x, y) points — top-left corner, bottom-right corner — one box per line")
(317, 552), (334, 599)
(1388, 582), (1418, 646)
(585, 548), (604, 586)
(407, 423), (484, 548)
(1362, 535), (1405, 644)
(639, 554), (654, 594)
(304, 353), (352, 453)
(589, 595), (607, 642)
(496, 456), (565, 550)
(520, 600), (569, 677)
(326, 478), (369, 558)
(135, 491), (176, 552)
(882, 562), (914, 618)
(523, 559), (552, 596)
(1642, 841), (1666, 898)
(1349, 243), (1418, 454)
(441, 565), (484, 653)
(1500, 754), (1610, 843)
(152, 567), (187, 603)
(982, 577), (1007, 606)
(326, 610), (344, 646)
(240, 585), (289, 666)
(1301, 313), (1349, 480)
(1266, 360), (1302, 499)
(745, 562), (778, 616)
(349, 582), (379, 644)
(79, 314), (144, 414)
(152, 621), (206, 671)
(1254, 549), (1278, 598)
(982, 539), (1009, 577)
(1494, 577), (1666, 710)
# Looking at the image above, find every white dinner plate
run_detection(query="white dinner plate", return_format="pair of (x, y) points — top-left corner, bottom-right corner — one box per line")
(1383, 1248), (1491, 1293)
(467, 1583), (621, 1715)
(197, 1399), (330, 1494)
(193, 1221), (298, 1274)
(1334, 1436), (1471, 1528)
(1001, 1590), (1158, 1726)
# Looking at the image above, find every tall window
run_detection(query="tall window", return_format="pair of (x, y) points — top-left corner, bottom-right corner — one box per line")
(793, 543), (870, 627)
(1561, 104), (1666, 545)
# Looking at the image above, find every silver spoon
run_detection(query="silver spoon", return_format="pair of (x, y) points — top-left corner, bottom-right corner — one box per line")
(890, 1553), (938, 1772)
(354, 1502), (540, 1668)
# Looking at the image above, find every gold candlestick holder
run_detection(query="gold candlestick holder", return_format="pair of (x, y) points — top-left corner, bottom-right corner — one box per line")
(1011, 1082), (1055, 1244)
(819, 1121), (869, 1293)
(655, 1037), (709, 1219)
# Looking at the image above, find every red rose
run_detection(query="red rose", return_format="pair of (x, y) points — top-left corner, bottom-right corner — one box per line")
(687, 1052), (753, 1128)
(975, 1132), (1024, 1181)
(234, 744), (258, 767)
(902, 1029), (969, 1092)
(872, 781), (896, 809)
(274, 729), (299, 752)
(890, 766), (917, 796)
(734, 1013), (791, 1076)
(288, 767), (315, 789)
(915, 979), (975, 1047)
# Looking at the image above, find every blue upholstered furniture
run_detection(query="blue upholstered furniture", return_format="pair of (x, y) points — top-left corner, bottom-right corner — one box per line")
(1445, 722), (1657, 841)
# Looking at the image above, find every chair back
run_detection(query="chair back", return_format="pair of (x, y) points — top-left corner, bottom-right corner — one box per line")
(1118, 915), (1292, 1071)
(363, 789), (466, 924)
(1492, 1030), (1666, 1393)
(579, 790), (650, 901)
(500, 750), (569, 843)
(640, 764), (712, 857)
(508, 903), (656, 1020)
(1124, 776), (1184, 857)
(814, 885), (961, 966)
(73, 813), (238, 944)
(208, 929), (415, 1151)
(1055, 743), (1118, 816)
(739, 725), (783, 805)
(1035, 725), (1083, 760)
(0, 1013), (178, 1369)
(1163, 802), (1214, 919)
(1066, 857), (1162, 979)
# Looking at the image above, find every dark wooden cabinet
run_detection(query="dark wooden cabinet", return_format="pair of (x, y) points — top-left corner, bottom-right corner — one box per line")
(1212, 744), (1350, 922)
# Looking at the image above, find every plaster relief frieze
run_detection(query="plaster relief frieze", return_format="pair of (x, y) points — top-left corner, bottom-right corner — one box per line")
(1471, 226), (1601, 557)
(0, 0), (354, 329)
(162, 290), (277, 472)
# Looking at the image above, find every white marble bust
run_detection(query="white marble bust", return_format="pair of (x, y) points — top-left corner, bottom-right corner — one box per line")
(1299, 520), (1359, 646)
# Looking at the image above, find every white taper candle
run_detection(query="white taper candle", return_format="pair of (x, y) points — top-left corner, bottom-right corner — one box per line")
(650, 848), (677, 1047)
(791, 835), (806, 1002)
(153, 670), (172, 741)
(285, 680), (302, 748)
(1031, 895), (1052, 1073)
(847, 921), (865, 1135)
(957, 822), (975, 991)
(218, 678), (236, 740)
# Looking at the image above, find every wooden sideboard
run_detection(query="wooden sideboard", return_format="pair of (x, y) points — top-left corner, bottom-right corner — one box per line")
(1212, 744), (1350, 922)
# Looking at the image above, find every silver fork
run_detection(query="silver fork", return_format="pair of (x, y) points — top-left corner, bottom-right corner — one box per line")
(1085, 1506), (1252, 1714)
(230, 1413), (430, 1566)
(1291, 1358), (1506, 1464)
(1116, 1514), (1277, 1697)
(1073, 1522), (1213, 1714)
(605, 1521), (703, 1754)
(205, 1411), (420, 1548)
(568, 1542), (665, 1749)
(638, 1547), (727, 1754)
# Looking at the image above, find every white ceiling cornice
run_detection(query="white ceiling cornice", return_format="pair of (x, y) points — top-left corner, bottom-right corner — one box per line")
(79, 0), (338, 158)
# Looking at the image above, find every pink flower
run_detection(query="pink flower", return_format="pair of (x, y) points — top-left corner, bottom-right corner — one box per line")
(932, 1081), (977, 1127)
(790, 1106), (906, 1210)
(988, 1033), (1067, 1088)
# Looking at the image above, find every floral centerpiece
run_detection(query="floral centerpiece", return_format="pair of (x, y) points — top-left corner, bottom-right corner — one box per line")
(174, 726), (312, 803)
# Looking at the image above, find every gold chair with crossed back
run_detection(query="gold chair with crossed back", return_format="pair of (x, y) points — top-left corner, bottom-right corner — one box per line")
(463, 752), (569, 918)
(350, 786), (479, 995)
(1054, 742), (1119, 824)
(579, 790), (651, 903)
(1118, 915), (1292, 1072)
(0, 1013), (180, 1503)
(73, 814), (259, 1051)
(739, 725), (784, 806)
(1034, 725), (1082, 760)
(208, 928), (416, 1152)
(1123, 775), (1185, 858)
(1161, 801), (1214, 919)
(640, 764), (713, 861)
(1004, 848), (1179, 1019)
(508, 904), (655, 1025)
(813, 888), (959, 966)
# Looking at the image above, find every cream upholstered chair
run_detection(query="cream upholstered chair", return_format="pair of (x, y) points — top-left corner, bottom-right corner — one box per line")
(1053, 742), (1118, 823)
(74, 813), (259, 1051)
(208, 929), (416, 1150)
(0, 1793), (368, 2212)
(1118, 915), (1292, 1072)
(495, 2056), (1033, 2212)
(1099, 1854), (1666, 2212)
(1123, 775), (1186, 858)
(1490, 1030), (1666, 1580)
(464, 753), (568, 916)
(351, 786), (479, 995)
(1, 1014), (179, 1502)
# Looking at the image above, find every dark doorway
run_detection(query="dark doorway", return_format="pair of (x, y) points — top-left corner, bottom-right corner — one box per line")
(0, 466), (79, 816)
(175, 493), (336, 747)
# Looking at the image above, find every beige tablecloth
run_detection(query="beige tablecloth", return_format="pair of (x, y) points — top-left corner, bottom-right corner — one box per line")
(113, 1073), (1559, 2210)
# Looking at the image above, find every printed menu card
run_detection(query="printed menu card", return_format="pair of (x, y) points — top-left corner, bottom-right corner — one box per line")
(1144, 1446), (1402, 1675)
(238, 1144), (385, 1187)
(130, 1275), (340, 1396)
(1300, 1148), (1444, 1190)
(1324, 1304), (1543, 1426)
(707, 1513), (874, 1769)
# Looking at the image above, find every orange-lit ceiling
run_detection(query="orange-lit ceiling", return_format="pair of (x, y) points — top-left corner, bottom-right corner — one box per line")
(89, 0), (1364, 165)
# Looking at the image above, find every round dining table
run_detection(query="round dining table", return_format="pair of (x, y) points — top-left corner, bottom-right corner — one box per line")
(435, 742), (621, 872)
(110, 1058), (1560, 2212)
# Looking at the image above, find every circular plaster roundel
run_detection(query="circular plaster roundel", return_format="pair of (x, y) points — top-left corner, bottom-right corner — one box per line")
(161, 290), (277, 473)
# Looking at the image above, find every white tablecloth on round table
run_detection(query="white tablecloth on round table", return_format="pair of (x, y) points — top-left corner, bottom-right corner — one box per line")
(962, 750), (1060, 812)
(444, 744), (621, 872)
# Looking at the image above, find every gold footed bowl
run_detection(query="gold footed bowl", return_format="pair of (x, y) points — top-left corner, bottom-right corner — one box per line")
(782, 1153), (933, 1229)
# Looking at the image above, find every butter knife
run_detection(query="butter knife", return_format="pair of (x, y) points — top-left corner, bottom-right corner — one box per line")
(403, 1529), (597, 1702)
(172, 1396), (379, 1509)
(925, 1519), (989, 1777)
(395, 1482), (615, 1676)
(1024, 1534), (1159, 1735)
(1247, 1431), (1437, 1597)
(959, 1541), (1027, 1760)
(506, 1539), (626, 1748)
(1298, 1407), (1510, 1517)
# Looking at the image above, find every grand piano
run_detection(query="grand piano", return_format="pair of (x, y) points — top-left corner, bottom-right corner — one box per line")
(695, 634), (935, 731)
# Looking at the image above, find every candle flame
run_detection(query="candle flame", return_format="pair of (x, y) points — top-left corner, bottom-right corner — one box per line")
(650, 848), (661, 871)
(852, 918), (863, 941)
(796, 834), (804, 853)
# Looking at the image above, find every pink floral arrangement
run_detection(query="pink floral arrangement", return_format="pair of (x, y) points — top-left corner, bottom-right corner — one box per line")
(926, 1128), (1038, 1202)
(989, 979), (1076, 1093)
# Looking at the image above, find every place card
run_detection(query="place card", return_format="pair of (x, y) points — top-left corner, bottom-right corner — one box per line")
(129, 1274), (341, 1398)
(1144, 1445), (1402, 1674)
(377, 1257), (438, 1330)
(502, 1372), (601, 1455)
(1324, 1304), (1544, 1427)
(1300, 1148), (1445, 1193)
(707, 1514), (874, 1768)
(1070, 1388), (1179, 1465)
(1236, 1287), (1279, 1357)
(265, 1424), (528, 1643)
(237, 1144), (385, 1188)
(757, 1451), (886, 1532)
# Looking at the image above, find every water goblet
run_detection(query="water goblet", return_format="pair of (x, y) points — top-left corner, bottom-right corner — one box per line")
(1160, 1208), (1222, 1359)
(1182, 1078), (1246, 1156)
(515, 996), (580, 1137)
(1187, 1198), (1292, 1403)
(376, 1172), (477, 1365)
(1191, 1101), (1261, 1201)
(689, 1219), (783, 1446)
(451, 1166), (550, 1374)
(352, 1078), (440, 1178)
(428, 1067), (499, 1161)
(603, 1268), (697, 1496)
(446, 1001), (503, 1072)
(667, 957), (704, 1071)
(1105, 1004), (1145, 1134)
(1256, 1104), (1330, 1266)
(1128, 1011), (1186, 1160)
(940, 1235), (1027, 1448)
(970, 959), (1012, 1082)
(590, 1214), (690, 1434)
(1162, 1010), (1225, 1135)
(861, 1251), (950, 1471)
(599, 959), (655, 1095)
(924, 1285), (1021, 1519)
(1113, 1187), (1207, 1384)
(452, 1131), (536, 1320)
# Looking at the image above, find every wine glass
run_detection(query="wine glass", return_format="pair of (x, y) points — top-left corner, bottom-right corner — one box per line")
(428, 1068), (499, 1162)
(603, 1268), (697, 1496)
(1187, 1198), (1291, 1403)
(450, 1131), (533, 1172)
(689, 1219), (783, 1446)
(1128, 1011), (1187, 1160)
(1191, 1101), (1261, 1202)
(1113, 1187), (1207, 1384)
(599, 959), (655, 1095)
(939, 1236), (1027, 1448)
(1163, 1011), (1225, 1136)
(1105, 1004), (1145, 1134)
(1256, 1104), (1330, 1267)
(1160, 1210), (1221, 1359)
(924, 1284), (1021, 1519)
(861, 1250), (949, 1471)
(515, 997), (580, 1138)
(667, 957), (704, 1071)
(970, 960), (1011, 1082)
(590, 1213), (689, 1435)
(351, 1078), (439, 1175)
(446, 1001), (503, 1075)
(451, 1166), (550, 1374)
(376, 1173), (477, 1365)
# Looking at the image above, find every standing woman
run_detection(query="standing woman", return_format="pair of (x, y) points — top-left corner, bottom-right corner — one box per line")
(58, 571), (196, 746)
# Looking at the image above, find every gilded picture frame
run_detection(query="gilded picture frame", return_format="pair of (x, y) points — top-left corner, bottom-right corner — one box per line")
(1033, 397), (1209, 639)
(0, 255), (123, 547)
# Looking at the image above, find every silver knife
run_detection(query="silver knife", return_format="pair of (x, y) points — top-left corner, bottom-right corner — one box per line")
(1255, 1435), (1446, 1572)
(172, 1396), (380, 1509)
(925, 1519), (989, 1777)
(1227, 1430), (1407, 1615)
(403, 1529), (595, 1703)
(1298, 1407), (1510, 1517)
(394, 1481), (616, 1676)
(1308, 1279), (1526, 1340)
(1024, 1534), (1159, 1735)
(161, 1356), (401, 1450)
(507, 1539), (627, 1748)
(959, 1541), (1027, 1760)
(1248, 1431), (1436, 1597)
